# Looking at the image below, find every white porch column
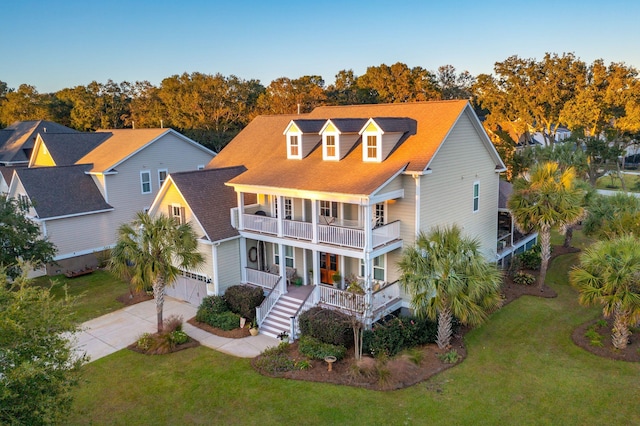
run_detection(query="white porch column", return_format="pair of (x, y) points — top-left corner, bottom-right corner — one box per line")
(303, 249), (309, 285)
(311, 199), (318, 243)
(237, 192), (245, 230)
(363, 254), (373, 329)
(278, 242), (287, 294)
(312, 248), (319, 285)
(276, 195), (284, 237)
(239, 237), (247, 284)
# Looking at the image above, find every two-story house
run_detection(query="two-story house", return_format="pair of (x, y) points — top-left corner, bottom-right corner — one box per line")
(7, 127), (215, 275)
(150, 100), (530, 338)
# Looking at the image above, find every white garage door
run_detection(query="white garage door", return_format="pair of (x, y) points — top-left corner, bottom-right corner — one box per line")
(166, 275), (207, 306)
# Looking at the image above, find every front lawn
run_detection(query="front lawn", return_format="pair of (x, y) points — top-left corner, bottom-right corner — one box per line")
(596, 172), (640, 192)
(66, 238), (640, 425)
(31, 270), (130, 322)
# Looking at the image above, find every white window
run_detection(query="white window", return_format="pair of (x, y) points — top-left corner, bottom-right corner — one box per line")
(360, 255), (385, 281)
(274, 197), (293, 219)
(158, 169), (168, 189)
(288, 134), (301, 159)
(197, 164), (205, 170)
(18, 194), (30, 210)
(320, 200), (338, 218)
(374, 203), (385, 227)
(473, 181), (480, 213)
(140, 170), (151, 194)
(274, 245), (294, 268)
(169, 204), (184, 224)
(324, 134), (338, 159)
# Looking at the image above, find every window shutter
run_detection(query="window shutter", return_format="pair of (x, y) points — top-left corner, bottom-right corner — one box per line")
(180, 207), (186, 224)
(167, 205), (172, 218)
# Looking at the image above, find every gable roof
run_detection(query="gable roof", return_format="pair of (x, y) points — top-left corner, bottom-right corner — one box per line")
(35, 132), (111, 166)
(208, 100), (498, 196)
(165, 166), (253, 241)
(0, 120), (78, 164)
(15, 165), (113, 219)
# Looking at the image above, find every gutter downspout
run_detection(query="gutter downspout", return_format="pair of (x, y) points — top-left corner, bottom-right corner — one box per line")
(413, 173), (421, 236)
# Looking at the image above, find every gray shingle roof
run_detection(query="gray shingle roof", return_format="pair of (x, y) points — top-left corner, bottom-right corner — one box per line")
(291, 119), (326, 134)
(0, 120), (78, 164)
(328, 118), (368, 133)
(371, 117), (417, 133)
(38, 132), (111, 166)
(170, 166), (253, 241)
(15, 165), (113, 218)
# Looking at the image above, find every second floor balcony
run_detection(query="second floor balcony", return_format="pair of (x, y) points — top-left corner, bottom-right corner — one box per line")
(237, 211), (401, 251)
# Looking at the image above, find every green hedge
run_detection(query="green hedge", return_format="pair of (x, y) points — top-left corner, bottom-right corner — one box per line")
(363, 316), (437, 357)
(298, 307), (352, 346)
(298, 335), (347, 360)
(224, 285), (264, 321)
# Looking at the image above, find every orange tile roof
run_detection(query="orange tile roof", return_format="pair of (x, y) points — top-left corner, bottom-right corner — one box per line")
(208, 100), (470, 196)
(77, 128), (169, 172)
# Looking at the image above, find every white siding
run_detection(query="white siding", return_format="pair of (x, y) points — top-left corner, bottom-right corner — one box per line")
(216, 238), (241, 294)
(419, 112), (499, 259)
(45, 212), (114, 259)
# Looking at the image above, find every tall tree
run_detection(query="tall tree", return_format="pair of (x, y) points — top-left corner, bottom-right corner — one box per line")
(570, 235), (640, 349)
(474, 53), (586, 147)
(508, 162), (585, 289)
(325, 69), (376, 105)
(0, 269), (87, 425)
(110, 212), (203, 332)
(399, 225), (502, 349)
(0, 195), (56, 279)
(357, 62), (440, 103)
(436, 65), (475, 100)
(256, 75), (326, 115)
(0, 84), (52, 125)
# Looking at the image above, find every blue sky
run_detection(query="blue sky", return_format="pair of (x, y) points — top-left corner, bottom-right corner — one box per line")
(2, 0), (639, 93)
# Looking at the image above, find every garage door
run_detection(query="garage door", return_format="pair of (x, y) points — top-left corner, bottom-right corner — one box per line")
(166, 275), (207, 306)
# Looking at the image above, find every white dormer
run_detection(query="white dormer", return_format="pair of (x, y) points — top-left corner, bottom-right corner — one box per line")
(360, 119), (383, 163)
(319, 120), (340, 161)
(283, 119), (325, 160)
(284, 122), (303, 160)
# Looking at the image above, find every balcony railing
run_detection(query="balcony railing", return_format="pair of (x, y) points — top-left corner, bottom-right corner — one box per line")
(245, 267), (280, 290)
(319, 284), (365, 312)
(241, 213), (400, 250)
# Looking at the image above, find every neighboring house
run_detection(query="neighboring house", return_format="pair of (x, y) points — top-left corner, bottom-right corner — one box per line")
(154, 100), (534, 338)
(7, 126), (215, 275)
(148, 166), (255, 305)
(0, 120), (78, 166)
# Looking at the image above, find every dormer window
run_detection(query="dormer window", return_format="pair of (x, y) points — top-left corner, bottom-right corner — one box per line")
(365, 135), (378, 161)
(289, 135), (299, 157)
(324, 134), (338, 160)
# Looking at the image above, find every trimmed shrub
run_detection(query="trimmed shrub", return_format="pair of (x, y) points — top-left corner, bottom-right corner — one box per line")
(207, 311), (242, 331)
(170, 330), (189, 345)
(362, 316), (437, 357)
(254, 342), (295, 374)
(298, 307), (351, 346)
(512, 271), (536, 286)
(515, 245), (542, 270)
(196, 295), (229, 324)
(224, 285), (265, 321)
(298, 335), (347, 361)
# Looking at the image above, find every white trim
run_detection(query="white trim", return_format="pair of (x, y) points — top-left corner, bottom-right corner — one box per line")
(472, 180), (480, 213)
(140, 170), (152, 194)
(34, 208), (114, 221)
(158, 168), (168, 189)
(53, 244), (115, 261)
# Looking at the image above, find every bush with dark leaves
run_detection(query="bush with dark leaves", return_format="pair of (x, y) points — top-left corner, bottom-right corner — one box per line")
(224, 285), (265, 321)
(298, 307), (351, 347)
(363, 316), (437, 357)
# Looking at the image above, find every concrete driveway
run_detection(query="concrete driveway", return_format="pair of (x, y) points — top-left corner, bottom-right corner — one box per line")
(71, 297), (279, 362)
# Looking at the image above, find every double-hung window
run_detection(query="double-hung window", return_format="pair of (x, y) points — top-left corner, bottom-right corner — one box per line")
(325, 135), (337, 159)
(360, 255), (385, 281)
(140, 170), (152, 194)
(320, 200), (338, 218)
(274, 245), (294, 268)
(158, 169), (168, 189)
(289, 135), (300, 158)
(473, 181), (480, 213)
(170, 204), (184, 224)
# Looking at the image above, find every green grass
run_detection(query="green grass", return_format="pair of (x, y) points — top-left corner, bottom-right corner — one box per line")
(595, 172), (640, 192)
(65, 233), (640, 424)
(31, 270), (130, 322)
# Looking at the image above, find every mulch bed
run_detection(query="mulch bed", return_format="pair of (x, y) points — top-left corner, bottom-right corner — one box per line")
(127, 336), (200, 355)
(572, 317), (640, 362)
(187, 317), (251, 338)
(116, 291), (153, 306)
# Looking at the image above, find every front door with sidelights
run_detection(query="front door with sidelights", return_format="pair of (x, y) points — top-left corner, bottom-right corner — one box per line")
(319, 252), (338, 284)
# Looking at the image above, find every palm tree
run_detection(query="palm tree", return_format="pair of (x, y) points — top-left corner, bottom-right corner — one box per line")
(508, 161), (585, 289)
(569, 235), (640, 349)
(399, 225), (503, 349)
(110, 212), (204, 333)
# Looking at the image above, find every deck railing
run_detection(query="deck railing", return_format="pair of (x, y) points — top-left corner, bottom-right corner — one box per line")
(319, 284), (365, 312)
(289, 286), (320, 342)
(372, 221), (401, 247)
(242, 214), (278, 235)
(245, 268), (280, 290)
(256, 278), (282, 327)
(317, 224), (365, 249)
(372, 281), (401, 312)
(283, 219), (313, 240)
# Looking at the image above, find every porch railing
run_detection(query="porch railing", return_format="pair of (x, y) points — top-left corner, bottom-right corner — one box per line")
(245, 268), (280, 290)
(241, 215), (400, 250)
(256, 278), (282, 327)
(289, 285), (320, 342)
(372, 281), (401, 313)
(319, 284), (365, 312)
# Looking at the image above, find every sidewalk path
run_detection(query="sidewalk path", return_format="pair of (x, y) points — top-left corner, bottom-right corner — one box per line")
(71, 297), (279, 363)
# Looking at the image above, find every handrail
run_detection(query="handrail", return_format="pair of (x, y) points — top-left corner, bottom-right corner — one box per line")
(255, 278), (282, 327)
(289, 286), (319, 341)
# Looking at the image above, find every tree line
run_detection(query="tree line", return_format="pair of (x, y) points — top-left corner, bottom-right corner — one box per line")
(1, 53), (639, 167)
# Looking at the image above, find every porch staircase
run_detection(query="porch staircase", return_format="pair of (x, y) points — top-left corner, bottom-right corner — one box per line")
(259, 294), (303, 339)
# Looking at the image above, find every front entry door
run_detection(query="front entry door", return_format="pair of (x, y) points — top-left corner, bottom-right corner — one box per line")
(319, 252), (338, 284)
